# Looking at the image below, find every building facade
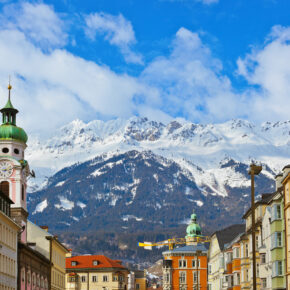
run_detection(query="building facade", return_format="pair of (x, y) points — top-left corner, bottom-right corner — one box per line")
(27, 221), (69, 290)
(268, 190), (286, 289)
(18, 242), (51, 290)
(259, 203), (272, 290)
(163, 214), (208, 290)
(0, 190), (20, 290)
(208, 224), (245, 290)
(65, 254), (129, 290)
(281, 165), (290, 289)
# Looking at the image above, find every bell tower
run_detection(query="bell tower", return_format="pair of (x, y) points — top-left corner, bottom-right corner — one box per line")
(0, 83), (29, 242)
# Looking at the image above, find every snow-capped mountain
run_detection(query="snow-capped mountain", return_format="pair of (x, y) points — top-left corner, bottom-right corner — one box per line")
(26, 117), (290, 195)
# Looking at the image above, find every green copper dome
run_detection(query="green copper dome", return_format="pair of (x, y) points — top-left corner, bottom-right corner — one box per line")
(0, 124), (28, 143)
(186, 213), (202, 238)
(0, 84), (28, 144)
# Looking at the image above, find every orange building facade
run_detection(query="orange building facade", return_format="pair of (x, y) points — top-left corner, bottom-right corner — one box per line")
(163, 245), (208, 290)
(162, 213), (208, 290)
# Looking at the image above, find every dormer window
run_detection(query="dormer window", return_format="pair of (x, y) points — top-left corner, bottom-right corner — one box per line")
(71, 261), (77, 266)
(93, 260), (99, 266)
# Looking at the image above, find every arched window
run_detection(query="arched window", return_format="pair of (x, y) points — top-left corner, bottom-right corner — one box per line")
(0, 181), (9, 197)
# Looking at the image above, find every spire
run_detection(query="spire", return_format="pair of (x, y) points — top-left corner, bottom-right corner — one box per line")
(1, 80), (19, 125)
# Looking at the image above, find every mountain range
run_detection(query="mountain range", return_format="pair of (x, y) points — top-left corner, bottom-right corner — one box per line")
(25, 117), (290, 261)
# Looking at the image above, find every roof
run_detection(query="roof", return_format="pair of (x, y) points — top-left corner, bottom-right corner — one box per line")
(66, 255), (127, 270)
(242, 193), (274, 219)
(18, 241), (50, 265)
(214, 224), (245, 251)
(163, 244), (208, 255)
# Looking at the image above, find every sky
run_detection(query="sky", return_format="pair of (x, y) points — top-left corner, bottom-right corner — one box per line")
(0, 0), (289, 134)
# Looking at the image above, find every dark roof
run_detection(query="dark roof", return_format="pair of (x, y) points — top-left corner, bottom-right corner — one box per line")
(214, 224), (245, 251)
(18, 242), (50, 264)
(163, 244), (207, 255)
(282, 164), (290, 171)
(243, 193), (274, 219)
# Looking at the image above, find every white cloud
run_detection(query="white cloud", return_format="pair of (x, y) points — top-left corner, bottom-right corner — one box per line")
(0, 29), (154, 134)
(0, 2), (67, 48)
(85, 12), (143, 64)
(141, 27), (245, 122)
(237, 25), (290, 122)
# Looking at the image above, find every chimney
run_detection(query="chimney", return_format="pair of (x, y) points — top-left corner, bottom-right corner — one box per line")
(27, 242), (36, 250)
(282, 165), (290, 181)
(275, 173), (283, 190)
(40, 226), (49, 232)
(66, 249), (72, 258)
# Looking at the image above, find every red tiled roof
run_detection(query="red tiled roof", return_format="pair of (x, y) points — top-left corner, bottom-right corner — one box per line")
(66, 255), (126, 270)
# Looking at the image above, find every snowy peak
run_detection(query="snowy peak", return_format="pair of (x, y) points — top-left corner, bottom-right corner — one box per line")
(25, 117), (290, 191)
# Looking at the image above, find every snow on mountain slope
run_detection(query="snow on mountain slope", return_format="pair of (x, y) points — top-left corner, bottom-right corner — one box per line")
(26, 117), (290, 194)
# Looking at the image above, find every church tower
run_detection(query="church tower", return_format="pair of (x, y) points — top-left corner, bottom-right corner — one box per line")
(0, 83), (29, 242)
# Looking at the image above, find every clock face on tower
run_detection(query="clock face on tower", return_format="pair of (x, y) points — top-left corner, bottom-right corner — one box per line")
(0, 161), (13, 178)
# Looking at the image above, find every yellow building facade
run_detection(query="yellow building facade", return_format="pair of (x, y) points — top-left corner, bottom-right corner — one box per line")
(66, 254), (129, 290)
(27, 221), (69, 290)
(0, 190), (20, 290)
(282, 165), (290, 289)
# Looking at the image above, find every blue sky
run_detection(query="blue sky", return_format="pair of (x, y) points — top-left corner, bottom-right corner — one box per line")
(0, 0), (289, 133)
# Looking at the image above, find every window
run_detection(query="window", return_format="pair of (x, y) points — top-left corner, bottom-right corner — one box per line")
(233, 247), (239, 259)
(179, 259), (187, 268)
(136, 284), (140, 290)
(256, 235), (259, 248)
(246, 269), (249, 282)
(103, 275), (108, 282)
(93, 260), (99, 266)
(71, 261), (77, 266)
(271, 232), (282, 248)
(164, 273), (170, 283)
(261, 278), (267, 288)
(208, 264), (212, 274)
(113, 276), (118, 281)
(21, 185), (24, 201)
(245, 244), (249, 257)
(27, 271), (31, 284)
(179, 272), (186, 284)
(2, 148), (9, 153)
(81, 276), (86, 283)
(219, 256), (225, 268)
(272, 261), (283, 277)
(92, 276), (97, 282)
(272, 204), (282, 221)
(260, 253), (266, 264)
(0, 181), (9, 197)
(14, 148), (19, 154)
(192, 259), (200, 268)
(193, 271), (198, 283)
(119, 275), (124, 282)
(226, 252), (233, 263)
(237, 273), (240, 285)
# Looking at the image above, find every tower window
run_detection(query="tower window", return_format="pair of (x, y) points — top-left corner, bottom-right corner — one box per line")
(14, 148), (19, 154)
(22, 184), (25, 201)
(2, 148), (9, 153)
(0, 181), (9, 197)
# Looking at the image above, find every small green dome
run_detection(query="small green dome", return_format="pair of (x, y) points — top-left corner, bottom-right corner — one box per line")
(186, 213), (202, 238)
(0, 124), (28, 143)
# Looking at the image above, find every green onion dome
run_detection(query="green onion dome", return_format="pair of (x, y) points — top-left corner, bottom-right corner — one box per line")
(186, 213), (202, 238)
(0, 124), (28, 143)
